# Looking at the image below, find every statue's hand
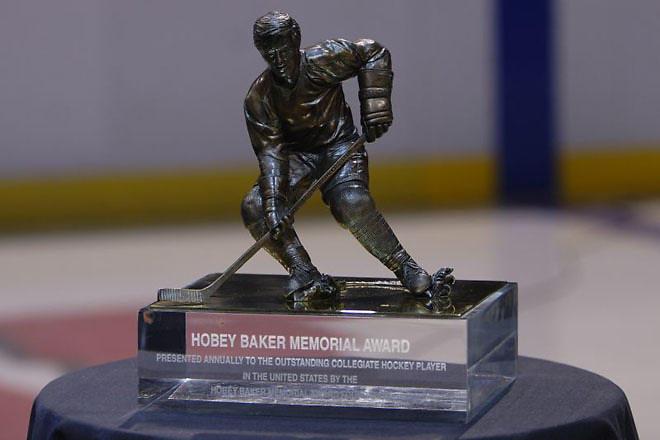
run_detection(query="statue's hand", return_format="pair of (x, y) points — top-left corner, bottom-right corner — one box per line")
(361, 106), (392, 143)
(266, 208), (293, 240)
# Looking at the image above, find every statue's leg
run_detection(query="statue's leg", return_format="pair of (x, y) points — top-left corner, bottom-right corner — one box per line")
(324, 182), (431, 294)
(321, 140), (431, 294)
(241, 185), (321, 291)
(241, 158), (338, 300)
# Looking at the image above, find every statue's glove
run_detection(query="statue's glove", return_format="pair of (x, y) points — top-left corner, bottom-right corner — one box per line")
(358, 68), (393, 143)
(260, 175), (292, 240)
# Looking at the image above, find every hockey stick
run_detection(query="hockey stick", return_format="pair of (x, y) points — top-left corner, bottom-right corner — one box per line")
(158, 134), (368, 303)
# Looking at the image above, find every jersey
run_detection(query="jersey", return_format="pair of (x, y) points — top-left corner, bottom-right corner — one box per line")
(244, 38), (391, 184)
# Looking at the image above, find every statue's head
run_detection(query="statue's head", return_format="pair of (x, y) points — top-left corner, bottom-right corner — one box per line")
(253, 11), (301, 89)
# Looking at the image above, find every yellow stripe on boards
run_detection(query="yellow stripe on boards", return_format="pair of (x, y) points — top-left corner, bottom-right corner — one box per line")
(0, 156), (494, 233)
(2, 146), (658, 233)
(561, 146), (660, 204)
(370, 156), (495, 210)
(0, 169), (257, 232)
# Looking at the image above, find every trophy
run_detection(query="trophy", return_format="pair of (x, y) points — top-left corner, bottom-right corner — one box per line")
(138, 11), (517, 422)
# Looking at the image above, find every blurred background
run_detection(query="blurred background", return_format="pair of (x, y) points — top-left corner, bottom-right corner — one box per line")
(1, 0), (659, 438)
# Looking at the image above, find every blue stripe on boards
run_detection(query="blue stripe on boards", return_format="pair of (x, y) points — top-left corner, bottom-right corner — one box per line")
(496, 0), (557, 204)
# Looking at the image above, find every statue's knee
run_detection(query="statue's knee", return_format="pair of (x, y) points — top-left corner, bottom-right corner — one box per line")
(326, 183), (375, 228)
(240, 187), (263, 226)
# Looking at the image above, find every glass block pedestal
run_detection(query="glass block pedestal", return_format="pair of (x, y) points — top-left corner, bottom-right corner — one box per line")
(138, 274), (517, 422)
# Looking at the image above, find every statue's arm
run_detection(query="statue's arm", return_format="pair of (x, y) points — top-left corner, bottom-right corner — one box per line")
(353, 40), (394, 142)
(244, 88), (288, 235)
(307, 39), (393, 142)
(306, 39), (391, 80)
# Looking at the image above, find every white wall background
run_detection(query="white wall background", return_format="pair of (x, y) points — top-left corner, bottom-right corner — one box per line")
(0, 0), (494, 178)
(3, 1), (658, 180)
(557, 0), (660, 151)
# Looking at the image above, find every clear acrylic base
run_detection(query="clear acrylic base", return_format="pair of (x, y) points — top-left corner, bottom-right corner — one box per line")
(138, 274), (517, 422)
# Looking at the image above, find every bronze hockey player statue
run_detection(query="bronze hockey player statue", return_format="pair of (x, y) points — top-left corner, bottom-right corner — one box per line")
(155, 11), (454, 304)
(240, 11), (443, 302)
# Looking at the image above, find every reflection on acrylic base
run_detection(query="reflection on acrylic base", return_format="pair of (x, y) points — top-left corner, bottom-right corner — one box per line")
(138, 274), (517, 423)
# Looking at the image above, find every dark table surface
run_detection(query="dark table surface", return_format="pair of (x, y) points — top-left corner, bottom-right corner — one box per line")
(28, 356), (638, 440)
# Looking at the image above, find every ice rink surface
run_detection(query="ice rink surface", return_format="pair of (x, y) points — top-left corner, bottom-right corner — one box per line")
(1, 201), (658, 439)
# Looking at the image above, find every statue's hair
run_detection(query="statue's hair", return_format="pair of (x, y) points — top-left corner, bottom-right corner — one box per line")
(253, 11), (301, 51)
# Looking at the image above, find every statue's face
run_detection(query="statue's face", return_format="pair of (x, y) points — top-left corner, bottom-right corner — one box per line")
(261, 36), (300, 89)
